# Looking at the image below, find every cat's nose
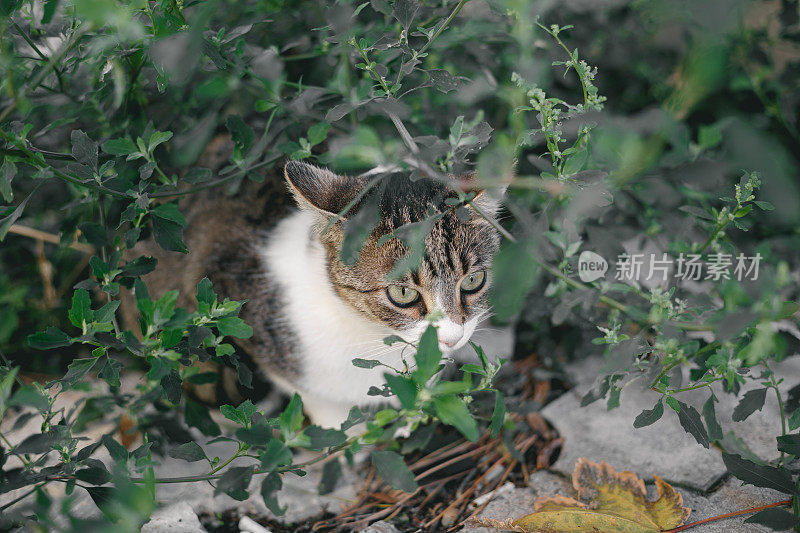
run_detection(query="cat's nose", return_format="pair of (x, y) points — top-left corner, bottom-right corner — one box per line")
(435, 317), (465, 351)
(437, 331), (463, 350)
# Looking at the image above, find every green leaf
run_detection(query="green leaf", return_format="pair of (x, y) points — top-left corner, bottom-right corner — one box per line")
(776, 434), (800, 456)
(185, 400), (221, 436)
(259, 439), (293, 472)
(75, 463), (112, 485)
(160, 370), (182, 404)
(702, 394), (723, 441)
(562, 147), (588, 175)
(278, 394), (305, 437)
(221, 404), (247, 426)
(102, 434), (128, 465)
(318, 458), (342, 495)
(151, 203), (188, 253)
(9, 384), (49, 413)
(226, 115), (255, 153)
(235, 423), (272, 445)
(433, 394), (479, 442)
(196, 277), (216, 307)
(102, 138), (138, 156)
(94, 300), (120, 324)
(261, 472), (286, 516)
(148, 131), (173, 152)
(153, 290), (178, 325)
(79, 222), (109, 248)
(490, 391), (507, 437)
(152, 216), (187, 253)
(789, 409), (800, 431)
(71, 130), (98, 169)
(216, 317), (253, 339)
(391, 0), (419, 29)
(665, 396), (680, 412)
(744, 508), (800, 529)
(98, 356), (122, 388)
(0, 186), (38, 242)
(489, 240), (539, 321)
(307, 123), (330, 146)
(722, 453), (796, 494)
(59, 357), (97, 387)
(183, 167), (213, 184)
(215, 465), (254, 501)
(120, 256), (157, 277)
(633, 399), (664, 428)
(28, 327), (72, 349)
(414, 325), (442, 382)
(370, 450), (418, 493)
(168, 441), (207, 462)
(304, 425), (347, 449)
(732, 388), (768, 422)
(352, 358), (382, 369)
(0, 158), (15, 203)
(385, 373), (417, 410)
(41, 0), (58, 23)
(676, 400), (709, 448)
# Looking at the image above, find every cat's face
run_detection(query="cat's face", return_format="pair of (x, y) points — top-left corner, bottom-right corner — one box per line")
(284, 161), (504, 353)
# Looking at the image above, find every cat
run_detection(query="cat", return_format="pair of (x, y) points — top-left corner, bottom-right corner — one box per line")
(131, 161), (508, 428)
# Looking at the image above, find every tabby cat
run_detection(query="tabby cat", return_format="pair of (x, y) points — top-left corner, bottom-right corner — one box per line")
(134, 161), (507, 427)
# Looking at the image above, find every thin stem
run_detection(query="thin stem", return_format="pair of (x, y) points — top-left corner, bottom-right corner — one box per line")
(12, 22), (66, 93)
(664, 499), (792, 532)
(417, 0), (470, 57)
(149, 155), (280, 198)
(0, 128), (130, 199)
(664, 378), (722, 395)
(0, 431), (32, 468)
(0, 23), (91, 123)
(765, 361), (788, 465)
(0, 482), (49, 511)
(209, 444), (246, 474)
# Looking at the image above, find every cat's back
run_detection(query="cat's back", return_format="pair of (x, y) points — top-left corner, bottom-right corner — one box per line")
(128, 167), (293, 309)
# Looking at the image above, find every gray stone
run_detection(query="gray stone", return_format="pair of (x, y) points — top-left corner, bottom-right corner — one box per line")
(142, 502), (207, 532)
(462, 471), (571, 533)
(540, 354), (800, 492)
(151, 443), (359, 524)
(359, 519), (402, 533)
(679, 479), (786, 533)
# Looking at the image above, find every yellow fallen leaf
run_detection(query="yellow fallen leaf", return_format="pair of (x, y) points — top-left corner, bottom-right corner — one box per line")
(473, 458), (690, 532)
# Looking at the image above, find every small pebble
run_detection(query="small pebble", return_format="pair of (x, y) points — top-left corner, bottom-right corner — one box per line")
(472, 481), (515, 507)
(238, 515), (272, 533)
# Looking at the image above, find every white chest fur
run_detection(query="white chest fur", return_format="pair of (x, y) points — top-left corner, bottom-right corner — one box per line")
(260, 210), (408, 423)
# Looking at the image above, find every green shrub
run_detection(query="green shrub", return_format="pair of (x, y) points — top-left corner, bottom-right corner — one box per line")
(1, 0), (799, 530)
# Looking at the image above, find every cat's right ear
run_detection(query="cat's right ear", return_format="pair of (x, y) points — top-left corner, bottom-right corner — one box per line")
(284, 161), (363, 217)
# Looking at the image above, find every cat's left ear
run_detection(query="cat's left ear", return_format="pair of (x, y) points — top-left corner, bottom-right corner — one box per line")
(284, 161), (364, 217)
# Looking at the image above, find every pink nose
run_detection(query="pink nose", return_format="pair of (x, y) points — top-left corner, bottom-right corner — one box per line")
(439, 337), (460, 348)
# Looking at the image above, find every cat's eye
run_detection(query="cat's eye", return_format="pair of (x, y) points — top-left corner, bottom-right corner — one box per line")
(461, 270), (486, 294)
(386, 285), (420, 307)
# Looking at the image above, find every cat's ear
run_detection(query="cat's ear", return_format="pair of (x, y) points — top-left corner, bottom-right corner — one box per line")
(457, 171), (508, 216)
(284, 161), (363, 217)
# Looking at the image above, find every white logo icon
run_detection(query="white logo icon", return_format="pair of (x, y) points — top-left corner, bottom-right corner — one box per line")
(578, 251), (608, 282)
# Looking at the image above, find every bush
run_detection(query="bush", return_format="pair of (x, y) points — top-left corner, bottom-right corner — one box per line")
(1, 0), (799, 530)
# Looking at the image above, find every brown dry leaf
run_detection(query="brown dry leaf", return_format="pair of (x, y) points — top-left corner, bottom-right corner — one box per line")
(473, 458), (690, 532)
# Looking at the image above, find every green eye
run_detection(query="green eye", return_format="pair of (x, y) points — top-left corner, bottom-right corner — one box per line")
(387, 285), (420, 307)
(461, 271), (486, 293)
